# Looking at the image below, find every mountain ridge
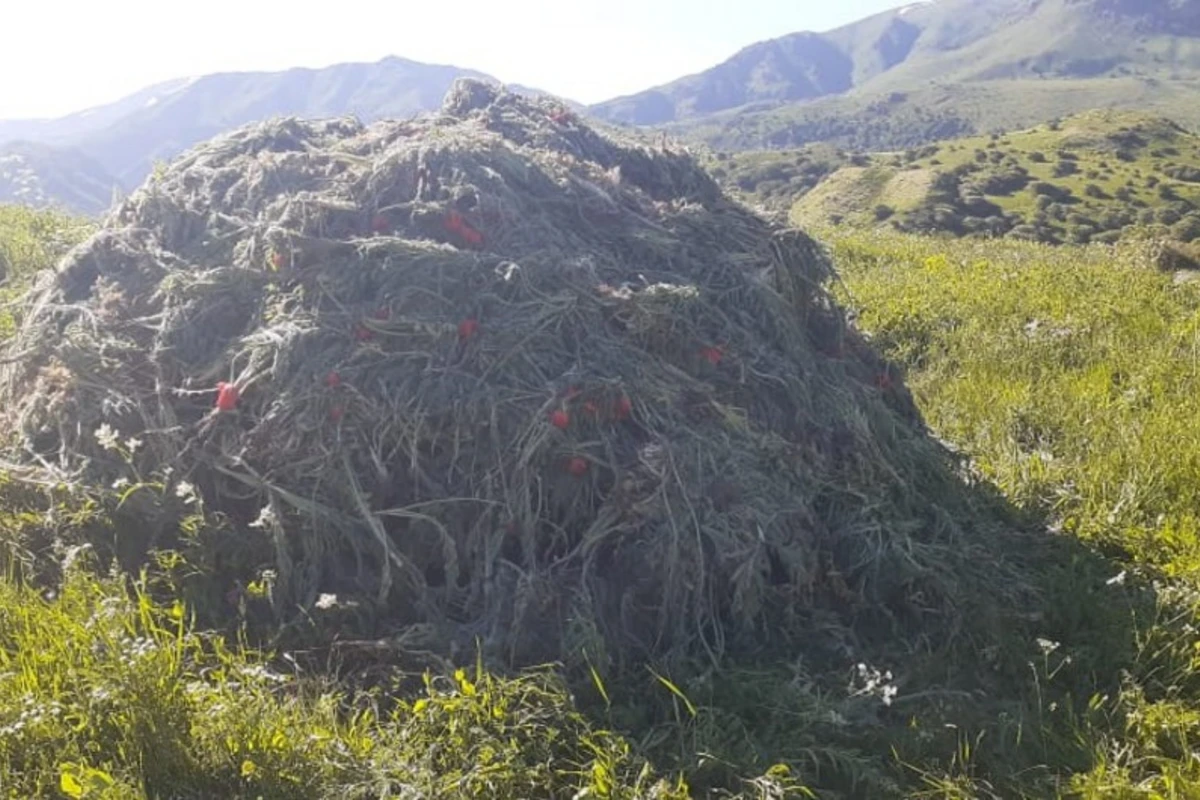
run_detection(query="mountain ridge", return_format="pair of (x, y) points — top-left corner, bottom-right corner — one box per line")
(590, 0), (1200, 148)
(0, 56), (571, 207)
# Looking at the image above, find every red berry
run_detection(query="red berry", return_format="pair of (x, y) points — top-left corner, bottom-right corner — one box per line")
(550, 410), (570, 430)
(325, 371), (341, 388)
(567, 457), (588, 477)
(615, 395), (633, 420)
(355, 324), (374, 342)
(458, 318), (479, 340)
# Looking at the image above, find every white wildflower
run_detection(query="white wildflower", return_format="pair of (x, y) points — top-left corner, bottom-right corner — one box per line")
(315, 593), (338, 610)
(94, 424), (120, 451)
(174, 481), (197, 505)
(850, 663), (898, 707)
(249, 505), (277, 529)
(112, 477), (131, 491)
(125, 437), (143, 454)
(1036, 637), (1060, 656)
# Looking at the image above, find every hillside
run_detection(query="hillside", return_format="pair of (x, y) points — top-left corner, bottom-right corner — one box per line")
(779, 111), (1200, 248)
(593, 0), (1200, 151)
(0, 57), (567, 194)
(0, 141), (122, 215)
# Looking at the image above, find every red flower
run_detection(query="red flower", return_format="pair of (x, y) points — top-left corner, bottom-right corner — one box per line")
(550, 410), (570, 430)
(567, 457), (588, 477)
(325, 371), (342, 388)
(701, 345), (725, 366)
(461, 226), (484, 247)
(215, 382), (240, 412)
(458, 318), (480, 340)
(444, 210), (484, 248)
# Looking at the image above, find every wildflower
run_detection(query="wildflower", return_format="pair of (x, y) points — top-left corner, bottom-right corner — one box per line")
(95, 423), (120, 451)
(315, 593), (338, 610)
(1036, 637), (1060, 655)
(175, 481), (197, 505)
(125, 437), (143, 454)
(249, 505), (276, 529)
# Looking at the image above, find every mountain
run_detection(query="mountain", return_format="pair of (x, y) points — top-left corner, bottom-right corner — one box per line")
(0, 142), (122, 215)
(0, 57), (569, 200)
(591, 0), (1200, 150)
(0, 78), (196, 148)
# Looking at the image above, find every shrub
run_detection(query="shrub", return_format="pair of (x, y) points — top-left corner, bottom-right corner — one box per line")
(1053, 160), (1079, 178)
(1166, 165), (1200, 183)
(1172, 214), (1200, 242)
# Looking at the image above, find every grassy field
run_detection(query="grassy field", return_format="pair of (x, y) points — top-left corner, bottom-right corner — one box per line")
(833, 229), (1200, 796)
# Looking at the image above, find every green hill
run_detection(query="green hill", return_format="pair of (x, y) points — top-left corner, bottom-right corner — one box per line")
(781, 110), (1200, 248)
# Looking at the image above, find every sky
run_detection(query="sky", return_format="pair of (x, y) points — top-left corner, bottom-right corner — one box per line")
(0, 0), (903, 120)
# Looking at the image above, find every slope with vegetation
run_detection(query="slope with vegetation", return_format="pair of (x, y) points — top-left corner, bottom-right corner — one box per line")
(787, 110), (1200, 251)
(0, 142), (122, 215)
(834, 229), (1200, 795)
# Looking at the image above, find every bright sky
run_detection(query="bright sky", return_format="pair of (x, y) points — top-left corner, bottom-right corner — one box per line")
(1, 0), (902, 120)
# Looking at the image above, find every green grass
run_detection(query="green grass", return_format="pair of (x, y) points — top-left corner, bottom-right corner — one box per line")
(0, 205), (92, 336)
(0, 563), (703, 800)
(833, 229), (1200, 795)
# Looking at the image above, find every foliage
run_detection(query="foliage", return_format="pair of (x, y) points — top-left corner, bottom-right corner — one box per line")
(0, 563), (700, 800)
(0, 205), (92, 336)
